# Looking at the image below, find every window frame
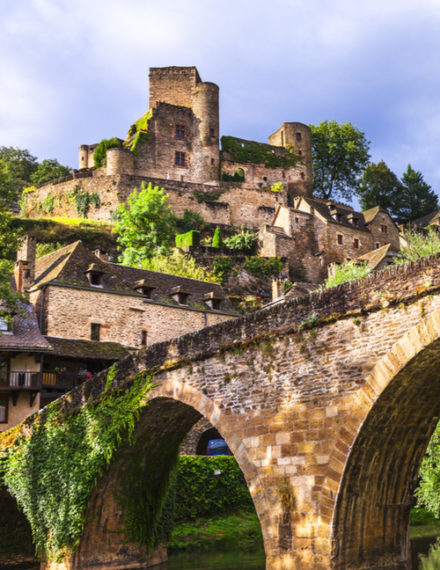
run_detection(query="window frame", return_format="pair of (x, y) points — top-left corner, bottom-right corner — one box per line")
(175, 151), (186, 168)
(175, 124), (185, 140)
(337, 234), (343, 245)
(90, 323), (101, 341)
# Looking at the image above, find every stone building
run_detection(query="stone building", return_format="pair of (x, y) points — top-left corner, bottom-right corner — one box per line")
(260, 197), (400, 283)
(0, 237), (235, 432)
(21, 66), (312, 229)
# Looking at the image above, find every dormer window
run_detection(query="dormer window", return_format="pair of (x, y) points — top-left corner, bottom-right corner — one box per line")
(347, 214), (359, 226)
(170, 286), (190, 305)
(134, 280), (155, 299)
(203, 292), (223, 311)
(85, 263), (104, 287)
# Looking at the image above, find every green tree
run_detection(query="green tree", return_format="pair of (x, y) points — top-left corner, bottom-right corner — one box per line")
(309, 120), (370, 201)
(30, 159), (71, 186)
(357, 161), (402, 213)
(0, 201), (23, 314)
(394, 165), (439, 223)
(212, 227), (222, 248)
(0, 147), (38, 203)
(115, 182), (176, 265)
(141, 249), (220, 283)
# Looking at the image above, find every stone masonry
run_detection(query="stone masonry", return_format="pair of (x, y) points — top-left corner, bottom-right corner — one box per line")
(7, 253), (440, 569)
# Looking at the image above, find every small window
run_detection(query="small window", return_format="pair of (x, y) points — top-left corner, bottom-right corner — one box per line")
(141, 330), (147, 346)
(0, 398), (8, 423)
(211, 158), (215, 166)
(209, 127), (215, 137)
(90, 323), (101, 341)
(376, 242), (380, 249)
(175, 125), (185, 139)
(337, 234), (343, 245)
(298, 150), (302, 155)
(296, 132), (302, 141)
(295, 217), (299, 223)
(89, 272), (102, 287)
(177, 292), (189, 305)
(381, 224), (388, 233)
(175, 151), (186, 167)
(353, 238), (359, 249)
(263, 176), (267, 182)
(300, 172), (305, 180)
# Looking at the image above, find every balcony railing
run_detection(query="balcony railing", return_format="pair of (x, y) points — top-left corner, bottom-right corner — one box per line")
(4, 371), (42, 390)
(0, 371), (85, 392)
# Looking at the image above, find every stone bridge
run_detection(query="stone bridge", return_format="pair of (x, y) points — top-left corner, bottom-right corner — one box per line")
(5, 255), (440, 569)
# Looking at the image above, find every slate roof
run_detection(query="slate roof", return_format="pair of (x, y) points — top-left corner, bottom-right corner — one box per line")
(0, 303), (53, 352)
(356, 243), (394, 270)
(411, 209), (440, 229)
(45, 337), (130, 360)
(32, 241), (235, 314)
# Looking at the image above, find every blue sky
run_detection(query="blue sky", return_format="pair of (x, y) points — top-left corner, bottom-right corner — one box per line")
(2, 0), (440, 200)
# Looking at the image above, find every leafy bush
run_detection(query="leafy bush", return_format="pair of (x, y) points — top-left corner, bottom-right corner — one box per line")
(142, 249), (220, 283)
(242, 256), (283, 278)
(175, 230), (200, 249)
(93, 138), (122, 168)
(68, 186), (101, 218)
(224, 230), (257, 252)
(221, 136), (298, 168)
(270, 182), (283, 192)
(323, 261), (370, 289)
(394, 227), (440, 264)
(176, 209), (207, 233)
(41, 194), (55, 214)
(212, 227), (223, 248)
(173, 456), (253, 522)
(192, 189), (225, 203)
(212, 256), (235, 282)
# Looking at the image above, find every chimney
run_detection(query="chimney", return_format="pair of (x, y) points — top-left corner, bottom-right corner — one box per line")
(14, 236), (36, 293)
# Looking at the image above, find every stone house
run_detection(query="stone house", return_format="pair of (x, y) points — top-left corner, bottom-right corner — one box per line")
(0, 237), (235, 432)
(259, 197), (400, 284)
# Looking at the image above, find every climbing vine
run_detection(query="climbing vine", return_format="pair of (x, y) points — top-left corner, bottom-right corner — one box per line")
(67, 186), (101, 218)
(0, 369), (155, 561)
(93, 138), (122, 168)
(221, 136), (299, 168)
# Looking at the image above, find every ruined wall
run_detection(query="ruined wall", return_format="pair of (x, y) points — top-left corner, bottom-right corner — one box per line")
(35, 285), (232, 348)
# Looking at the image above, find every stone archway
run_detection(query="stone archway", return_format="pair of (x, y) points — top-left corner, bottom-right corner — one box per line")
(52, 381), (270, 570)
(330, 312), (440, 569)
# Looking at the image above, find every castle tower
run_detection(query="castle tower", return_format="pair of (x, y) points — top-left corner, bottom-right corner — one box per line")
(269, 122), (313, 197)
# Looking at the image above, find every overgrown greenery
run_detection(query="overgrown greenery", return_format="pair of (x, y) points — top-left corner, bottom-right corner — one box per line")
(67, 186), (100, 218)
(394, 227), (440, 264)
(192, 189), (225, 203)
(222, 168), (245, 182)
(212, 256), (235, 282)
(35, 242), (64, 258)
(223, 229), (257, 252)
(125, 110), (153, 154)
(176, 209), (207, 234)
(221, 137), (299, 168)
(0, 200), (23, 314)
(416, 422), (440, 518)
(0, 369), (156, 560)
(141, 249), (220, 283)
(0, 147), (38, 203)
(93, 138), (122, 169)
(242, 256), (283, 278)
(323, 261), (371, 289)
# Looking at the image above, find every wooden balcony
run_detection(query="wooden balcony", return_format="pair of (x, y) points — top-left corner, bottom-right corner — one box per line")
(1, 371), (42, 390)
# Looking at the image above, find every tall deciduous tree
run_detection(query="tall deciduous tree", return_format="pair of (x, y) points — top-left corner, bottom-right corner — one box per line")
(0, 147), (38, 203)
(357, 161), (402, 213)
(115, 182), (177, 265)
(394, 165), (439, 223)
(0, 200), (23, 313)
(30, 159), (71, 186)
(309, 120), (370, 202)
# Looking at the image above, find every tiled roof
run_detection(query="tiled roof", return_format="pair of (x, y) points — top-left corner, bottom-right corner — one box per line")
(32, 241), (235, 313)
(411, 209), (440, 229)
(298, 197), (370, 232)
(45, 337), (130, 360)
(0, 303), (53, 352)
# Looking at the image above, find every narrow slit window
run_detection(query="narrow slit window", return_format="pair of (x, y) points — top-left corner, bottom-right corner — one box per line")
(91, 323), (101, 341)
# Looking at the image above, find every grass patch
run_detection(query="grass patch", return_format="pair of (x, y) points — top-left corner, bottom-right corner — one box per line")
(169, 511), (263, 553)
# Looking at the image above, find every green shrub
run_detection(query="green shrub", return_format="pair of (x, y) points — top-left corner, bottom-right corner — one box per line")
(173, 456), (253, 522)
(212, 256), (235, 282)
(176, 210), (207, 233)
(192, 189), (225, 203)
(212, 227), (223, 248)
(68, 186), (101, 218)
(175, 230), (201, 249)
(221, 136), (298, 168)
(410, 508), (439, 526)
(270, 182), (283, 192)
(243, 256), (283, 278)
(323, 261), (370, 289)
(142, 249), (220, 283)
(41, 194), (55, 215)
(93, 138), (122, 168)
(224, 230), (257, 252)
(394, 227), (440, 264)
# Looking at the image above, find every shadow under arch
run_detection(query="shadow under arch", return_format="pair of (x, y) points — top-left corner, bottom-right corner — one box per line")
(73, 379), (269, 568)
(330, 311), (440, 569)
(0, 485), (36, 567)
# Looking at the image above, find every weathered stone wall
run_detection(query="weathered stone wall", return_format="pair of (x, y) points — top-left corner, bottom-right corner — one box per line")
(324, 221), (372, 263)
(368, 210), (400, 252)
(32, 285), (232, 348)
(149, 66), (201, 109)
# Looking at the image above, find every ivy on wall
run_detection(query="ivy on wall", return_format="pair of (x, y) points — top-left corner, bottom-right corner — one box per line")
(0, 368), (158, 561)
(221, 136), (299, 168)
(67, 186), (101, 218)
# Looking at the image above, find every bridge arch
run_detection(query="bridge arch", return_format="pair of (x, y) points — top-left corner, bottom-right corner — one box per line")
(329, 310), (440, 569)
(71, 377), (271, 569)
